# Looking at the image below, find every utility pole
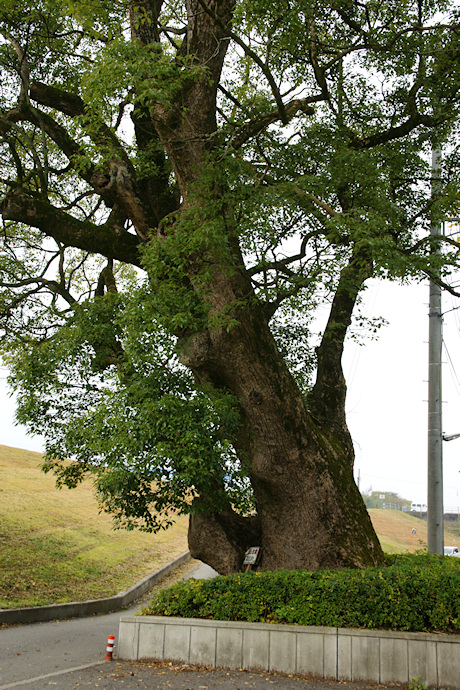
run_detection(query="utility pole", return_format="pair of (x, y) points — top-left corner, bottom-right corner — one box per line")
(427, 148), (444, 555)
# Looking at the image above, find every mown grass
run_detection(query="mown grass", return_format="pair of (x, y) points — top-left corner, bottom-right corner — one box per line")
(0, 445), (188, 608)
(368, 508), (460, 554)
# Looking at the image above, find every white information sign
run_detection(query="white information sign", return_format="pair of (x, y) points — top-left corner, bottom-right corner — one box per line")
(243, 546), (260, 565)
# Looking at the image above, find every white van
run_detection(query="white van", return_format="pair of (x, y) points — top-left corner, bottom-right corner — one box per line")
(410, 503), (428, 512)
(444, 546), (460, 557)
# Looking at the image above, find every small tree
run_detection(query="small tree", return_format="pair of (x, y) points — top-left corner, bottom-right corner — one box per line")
(362, 490), (411, 511)
(1, 0), (460, 573)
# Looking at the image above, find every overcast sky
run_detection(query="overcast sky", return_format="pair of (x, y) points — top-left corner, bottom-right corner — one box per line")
(1, 276), (459, 511)
(344, 279), (460, 510)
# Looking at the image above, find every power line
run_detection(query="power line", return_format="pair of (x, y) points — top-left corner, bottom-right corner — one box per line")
(443, 304), (460, 315)
(443, 341), (460, 396)
(359, 472), (426, 486)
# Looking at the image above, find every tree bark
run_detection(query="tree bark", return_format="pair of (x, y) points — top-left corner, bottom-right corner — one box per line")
(1, 191), (142, 266)
(178, 241), (384, 573)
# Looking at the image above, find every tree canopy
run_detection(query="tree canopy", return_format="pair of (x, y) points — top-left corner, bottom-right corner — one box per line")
(1, 0), (459, 572)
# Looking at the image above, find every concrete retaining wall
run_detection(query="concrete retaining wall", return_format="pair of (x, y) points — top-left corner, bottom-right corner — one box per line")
(119, 615), (460, 689)
(0, 552), (190, 625)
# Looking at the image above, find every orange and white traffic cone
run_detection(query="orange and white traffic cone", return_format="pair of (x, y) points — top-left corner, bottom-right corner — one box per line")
(105, 634), (115, 660)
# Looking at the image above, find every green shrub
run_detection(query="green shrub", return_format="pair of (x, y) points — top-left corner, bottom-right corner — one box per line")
(141, 554), (459, 632)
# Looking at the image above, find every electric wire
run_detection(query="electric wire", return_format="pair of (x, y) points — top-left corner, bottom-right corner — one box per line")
(345, 280), (381, 390)
(443, 341), (460, 396)
(360, 472), (425, 486)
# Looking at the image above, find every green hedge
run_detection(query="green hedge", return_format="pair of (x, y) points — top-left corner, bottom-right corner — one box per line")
(141, 554), (460, 632)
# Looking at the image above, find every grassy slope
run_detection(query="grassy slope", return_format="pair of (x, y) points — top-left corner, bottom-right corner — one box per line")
(1, 445), (459, 609)
(368, 508), (460, 553)
(0, 445), (188, 608)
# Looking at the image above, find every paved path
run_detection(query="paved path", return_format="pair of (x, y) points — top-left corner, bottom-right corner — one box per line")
(0, 600), (134, 687)
(0, 560), (216, 688)
(184, 562), (217, 581)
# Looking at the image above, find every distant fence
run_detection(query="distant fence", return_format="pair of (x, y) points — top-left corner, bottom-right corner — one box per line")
(367, 504), (460, 519)
(369, 505), (460, 522)
(382, 503), (409, 511)
(406, 510), (460, 522)
(444, 511), (460, 523)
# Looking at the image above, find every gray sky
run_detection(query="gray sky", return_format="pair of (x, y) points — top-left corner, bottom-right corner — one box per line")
(344, 280), (460, 510)
(1, 278), (459, 511)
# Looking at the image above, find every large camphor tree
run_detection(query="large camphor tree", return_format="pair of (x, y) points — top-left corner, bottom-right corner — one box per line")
(1, 0), (460, 574)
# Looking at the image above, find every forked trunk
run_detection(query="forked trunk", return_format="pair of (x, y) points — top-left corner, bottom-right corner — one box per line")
(181, 268), (384, 574)
(142, 0), (384, 572)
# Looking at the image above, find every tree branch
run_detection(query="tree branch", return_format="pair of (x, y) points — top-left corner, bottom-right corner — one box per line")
(29, 81), (134, 172)
(426, 271), (460, 298)
(248, 230), (322, 277)
(129, 0), (164, 44)
(5, 95), (157, 239)
(1, 191), (142, 267)
(96, 261), (118, 296)
(0, 105), (96, 188)
(230, 96), (319, 150)
(403, 233), (460, 255)
(292, 185), (338, 218)
(1, 275), (77, 307)
(1, 30), (30, 105)
(195, 0), (288, 124)
(309, 17), (331, 103)
(308, 251), (373, 453)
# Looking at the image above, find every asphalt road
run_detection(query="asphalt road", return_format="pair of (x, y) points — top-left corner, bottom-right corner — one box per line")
(0, 561), (216, 689)
(0, 562), (399, 689)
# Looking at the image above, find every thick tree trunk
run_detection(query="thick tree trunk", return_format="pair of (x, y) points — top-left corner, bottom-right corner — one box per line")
(150, 115), (384, 574)
(130, 0), (384, 574)
(180, 255), (384, 574)
(188, 510), (261, 574)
